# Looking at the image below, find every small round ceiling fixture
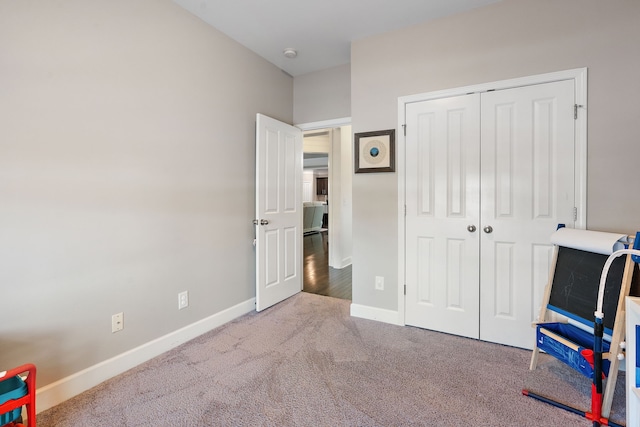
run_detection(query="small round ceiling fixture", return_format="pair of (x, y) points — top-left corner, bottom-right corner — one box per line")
(283, 48), (298, 59)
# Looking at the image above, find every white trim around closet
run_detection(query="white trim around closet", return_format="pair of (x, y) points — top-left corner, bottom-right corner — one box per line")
(396, 68), (588, 325)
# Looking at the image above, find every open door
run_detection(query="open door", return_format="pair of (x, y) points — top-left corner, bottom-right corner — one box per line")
(255, 114), (303, 311)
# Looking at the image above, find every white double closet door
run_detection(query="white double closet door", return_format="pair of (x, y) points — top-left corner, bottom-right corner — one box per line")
(404, 80), (575, 349)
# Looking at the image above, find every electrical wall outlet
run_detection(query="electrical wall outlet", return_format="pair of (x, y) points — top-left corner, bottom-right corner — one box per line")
(112, 312), (124, 333)
(178, 291), (189, 310)
(375, 276), (384, 291)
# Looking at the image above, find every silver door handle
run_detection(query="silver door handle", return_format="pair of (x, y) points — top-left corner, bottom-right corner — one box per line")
(260, 219), (269, 225)
(483, 225), (493, 234)
(467, 225), (476, 232)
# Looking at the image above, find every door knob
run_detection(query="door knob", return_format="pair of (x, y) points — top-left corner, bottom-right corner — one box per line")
(260, 219), (269, 225)
(467, 225), (476, 232)
(483, 225), (493, 234)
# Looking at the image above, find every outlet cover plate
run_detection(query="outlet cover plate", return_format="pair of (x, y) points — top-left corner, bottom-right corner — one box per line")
(178, 291), (189, 310)
(112, 312), (124, 333)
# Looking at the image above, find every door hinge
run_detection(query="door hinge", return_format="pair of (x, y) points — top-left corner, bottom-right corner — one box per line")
(404, 204), (407, 217)
(402, 124), (406, 136)
(573, 207), (578, 222)
(404, 284), (406, 295)
(574, 104), (584, 120)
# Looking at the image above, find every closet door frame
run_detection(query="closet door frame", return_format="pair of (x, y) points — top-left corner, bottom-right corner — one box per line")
(397, 68), (587, 324)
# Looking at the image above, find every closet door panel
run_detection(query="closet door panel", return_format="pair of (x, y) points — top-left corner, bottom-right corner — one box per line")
(405, 94), (481, 339)
(479, 80), (575, 349)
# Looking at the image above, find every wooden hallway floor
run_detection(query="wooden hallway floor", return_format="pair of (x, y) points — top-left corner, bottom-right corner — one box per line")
(303, 231), (352, 300)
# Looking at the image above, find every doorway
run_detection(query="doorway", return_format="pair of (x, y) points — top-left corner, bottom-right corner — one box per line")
(299, 122), (353, 300)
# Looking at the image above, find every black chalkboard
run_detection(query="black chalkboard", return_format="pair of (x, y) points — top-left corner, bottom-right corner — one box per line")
(548, 246), (627, 333)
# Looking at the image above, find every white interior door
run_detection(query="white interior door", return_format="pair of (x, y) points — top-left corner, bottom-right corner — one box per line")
(405, 94), (481, 339)
(479, 80), (575, 348)
(255, 114), (303, 311)
(404, 80), (576, 348)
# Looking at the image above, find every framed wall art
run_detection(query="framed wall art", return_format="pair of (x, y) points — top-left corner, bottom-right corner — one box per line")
(354, 129), (395, 173)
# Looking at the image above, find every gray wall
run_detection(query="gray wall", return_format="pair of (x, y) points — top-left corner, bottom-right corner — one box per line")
(351, 0), (640, 312)
(294, 63), (351, 125)
(0, 0), (292, 387)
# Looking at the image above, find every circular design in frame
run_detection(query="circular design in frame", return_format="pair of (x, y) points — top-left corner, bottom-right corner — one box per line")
(363, 139), (387, 165)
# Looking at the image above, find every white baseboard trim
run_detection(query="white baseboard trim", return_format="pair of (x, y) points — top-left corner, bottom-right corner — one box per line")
(350, 303), (403, 326)
(36, 297), (256, 413)
(329, 257), (352, 270)
(340, 257), (352, 269)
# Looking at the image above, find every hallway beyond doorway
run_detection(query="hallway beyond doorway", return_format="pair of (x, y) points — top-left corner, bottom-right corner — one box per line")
(303, 231), (352, 300)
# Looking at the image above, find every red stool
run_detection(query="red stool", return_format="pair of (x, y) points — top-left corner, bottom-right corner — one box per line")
(0, 364), (36, 427)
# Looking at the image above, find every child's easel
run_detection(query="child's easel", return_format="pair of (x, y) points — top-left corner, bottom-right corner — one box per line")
(528, 228), (637, 420)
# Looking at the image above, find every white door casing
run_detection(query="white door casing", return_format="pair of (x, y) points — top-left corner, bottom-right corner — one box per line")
(255, 114), (303, 312)
(405, 94), (481, 338)
(402, 72), (582, 349)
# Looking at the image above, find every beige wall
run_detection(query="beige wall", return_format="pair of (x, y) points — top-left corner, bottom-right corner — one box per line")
(0, 0), (292, 388)
(294, 63), (351, 125)
(351, 0), (640, 311)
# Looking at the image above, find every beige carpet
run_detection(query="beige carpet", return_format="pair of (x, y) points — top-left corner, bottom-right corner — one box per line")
(37, 293), (626, 426)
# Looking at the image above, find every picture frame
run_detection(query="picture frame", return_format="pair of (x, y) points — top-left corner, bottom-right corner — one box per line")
(354, 129), (395, 173)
